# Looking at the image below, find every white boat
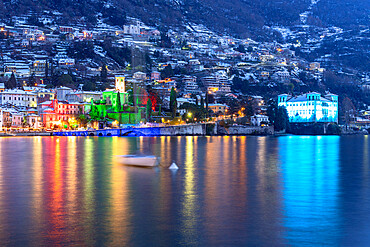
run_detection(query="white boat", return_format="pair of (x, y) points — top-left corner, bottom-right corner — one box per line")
(116, 155), (160, 167)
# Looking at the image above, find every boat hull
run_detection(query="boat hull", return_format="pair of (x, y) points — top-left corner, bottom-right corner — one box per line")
(116, 155), (160, 167)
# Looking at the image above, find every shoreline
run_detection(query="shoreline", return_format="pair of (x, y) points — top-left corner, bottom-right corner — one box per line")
(0, 132), (366, 137)
(0, 124), (367, 137)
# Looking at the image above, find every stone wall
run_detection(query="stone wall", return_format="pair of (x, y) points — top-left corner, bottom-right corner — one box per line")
(160, 124), (206, 136)
(227, 126), (274, 135)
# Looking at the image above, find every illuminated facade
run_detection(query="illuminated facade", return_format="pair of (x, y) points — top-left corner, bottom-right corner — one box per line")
(115, 75), (125, 93)
(39, 99), (84, 129)
(208, 104), (228, 114)
(278, 92), (338, 123)
(89, 90), (143, 124)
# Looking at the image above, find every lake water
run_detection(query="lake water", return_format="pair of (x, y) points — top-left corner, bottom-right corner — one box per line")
(0, 135), (369, 246)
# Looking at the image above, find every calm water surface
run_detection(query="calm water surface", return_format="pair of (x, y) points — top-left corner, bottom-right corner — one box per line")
(0, 135), (369, 246)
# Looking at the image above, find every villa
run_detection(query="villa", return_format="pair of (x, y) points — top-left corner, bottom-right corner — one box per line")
(278, 92), (338, 123)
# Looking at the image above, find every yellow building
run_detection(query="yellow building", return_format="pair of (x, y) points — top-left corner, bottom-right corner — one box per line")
(208, 104), (228, 114)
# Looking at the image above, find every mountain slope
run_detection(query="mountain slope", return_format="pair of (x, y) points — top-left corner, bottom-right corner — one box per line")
(0, 0), (368, 38)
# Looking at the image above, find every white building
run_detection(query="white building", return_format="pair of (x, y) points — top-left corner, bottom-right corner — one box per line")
(26, 114), (42, 129)
(0, 89), (37, 107)
(66, 91), (102, 103)
(56, 87), (73, 101)
(251, 115), (269, 126)
(58, 58), (75, 67)
(202, 74), (231, 94)
(278, 92), (338, 123)
(183, 76), (199, 93)
(272, 70), (290, 82)
(133, 72), (147, 81)
(123, 24), (140, 35)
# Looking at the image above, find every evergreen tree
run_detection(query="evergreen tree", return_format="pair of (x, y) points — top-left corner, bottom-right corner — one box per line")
(170, 87), (177, 118)
(90, 105), (100, 120)
(116, 92), (122, 112)
(127, 89), (134, 105)
(6, 72), (17, 89)
(146, 98), (152, 121)
(266, 99), (277, 123)
(200, 96), (205, 109)
(267, 101), (289, 132)
(274, 107), (289, 131)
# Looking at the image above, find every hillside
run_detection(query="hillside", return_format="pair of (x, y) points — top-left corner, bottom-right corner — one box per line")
(0, 0), (310, 39)
(0, 0), (368, 38)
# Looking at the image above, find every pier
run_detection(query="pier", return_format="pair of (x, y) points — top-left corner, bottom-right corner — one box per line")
(53, 124), (208, 137)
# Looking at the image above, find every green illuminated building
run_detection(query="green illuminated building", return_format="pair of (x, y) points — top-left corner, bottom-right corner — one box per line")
(89, 90), (144, 124)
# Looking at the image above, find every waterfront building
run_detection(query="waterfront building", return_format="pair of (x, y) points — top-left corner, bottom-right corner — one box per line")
(1, 109), (11, 128)
(89, 90), (143, 124)
(39, 99), (84, 129)
(278, 92), (338, 123)
(0, 89), (37, 107)
(251, 114), (269, 126)
(11, 112), (23, 128)
(25, 114), (42, 129)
